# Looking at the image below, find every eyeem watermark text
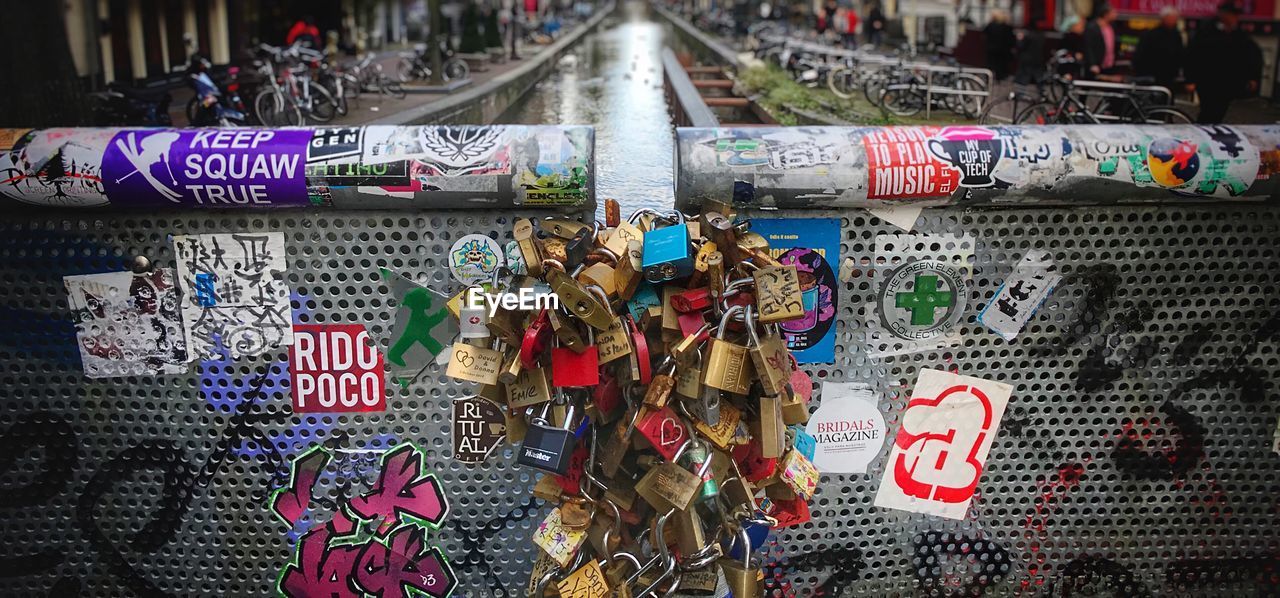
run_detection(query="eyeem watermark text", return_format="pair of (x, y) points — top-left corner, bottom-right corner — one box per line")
(465, 287), (559, 317)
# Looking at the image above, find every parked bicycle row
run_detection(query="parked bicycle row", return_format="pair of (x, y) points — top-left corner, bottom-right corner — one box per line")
(750, 31), (995, 119)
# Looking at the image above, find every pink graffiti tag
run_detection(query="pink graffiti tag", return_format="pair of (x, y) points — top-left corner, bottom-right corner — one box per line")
(347, 444), (450, 535)
(270, 447), (331, 526)
(352, 525), (455, 598)
(273, 443), (458, 598)
(279, 514), (363, 598)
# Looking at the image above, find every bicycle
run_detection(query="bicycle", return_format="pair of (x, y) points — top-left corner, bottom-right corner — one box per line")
(396, 42), (470, 83)
(252, 44), (340, 126)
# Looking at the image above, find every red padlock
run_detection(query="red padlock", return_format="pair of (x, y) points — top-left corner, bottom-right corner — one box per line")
(789, 354), (813, 404)
(551, 338), (599, 387)
(732, 438), (778, 484)
(671, 288), (713, 313)
(626, 315), (652, 385)
(553, 443), (589, 495)
(636, 406), (689, 462)
(520, 309), (552, 370)
(766, 496), (812, 528)
(591, 373), (623, 419)
(677, 310), (707, 337)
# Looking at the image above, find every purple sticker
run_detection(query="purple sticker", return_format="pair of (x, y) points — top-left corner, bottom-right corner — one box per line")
(102, 129), (311, 207)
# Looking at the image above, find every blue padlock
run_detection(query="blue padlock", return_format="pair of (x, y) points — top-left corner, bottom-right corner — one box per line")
(789, 425), (817, 461)
(626, 283), (661, 320)
(641, 215), (693, 283)
(726, 512), (774, 560)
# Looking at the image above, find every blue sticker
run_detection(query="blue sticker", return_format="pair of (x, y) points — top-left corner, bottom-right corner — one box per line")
(790, 424), (817, 461)
(194, 272), (217, 307)
(748, 219), (840, 364)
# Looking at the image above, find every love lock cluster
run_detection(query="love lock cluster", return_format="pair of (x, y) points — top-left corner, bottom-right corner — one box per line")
(442, 199), (821, 597)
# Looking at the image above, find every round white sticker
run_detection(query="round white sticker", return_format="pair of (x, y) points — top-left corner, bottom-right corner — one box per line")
(448, 234), (505, 286)
(805, 382), (887, 474)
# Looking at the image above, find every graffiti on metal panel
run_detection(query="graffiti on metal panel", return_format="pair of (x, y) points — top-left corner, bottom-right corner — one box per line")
(173, 232), (293, 360)
(380, 267), (456, 385)
(272, 443), (457, 597)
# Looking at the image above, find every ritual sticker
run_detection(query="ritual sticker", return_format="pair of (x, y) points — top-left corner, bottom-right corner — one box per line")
(805, 383), (886, 474)
(289, 324), (385, 413)
(448, 234), (504, 286)
(172, 232), (292, 360)
(102, 129), (311, 207)
(380, 267), (456, 385)
(63, 269), (189, 377)
(749, 218), (840, 363)
(978, 250), (1062, 341)
(452, 394), (507, 464)
(874, 369), (1013, 520)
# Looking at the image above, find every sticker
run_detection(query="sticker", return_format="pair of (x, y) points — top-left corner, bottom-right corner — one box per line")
(515, 129), (590, 206)
(1079, 125), (1261, 198)
(63, 269), (189, 377)
(978, 250), (1062, 341)
(459, 305), (490, 339)
(102, 129), (311, 206)
(874, 368), (1013, 520)
(790, 425), (818, 461)
(362, 125), (511, 175)
(448, 234), (504, 286)
(452, 394), (507, 464)
(780, 450), (820, 500)
(875, 260), (968, 348)
(307, 126), (365, 162)
(289, 324), (385, 413)
(173, 232), (292, 360)
(749, 219), (840, 364)
(867, 205), (925, 231)
(380, 268), (456, 384)
(862, 127), (960, 200)
(805, 383), (886, 474)
(0, 128), (111, 207)
(532, 507), (588, 567)
(557, 560), (610, 598)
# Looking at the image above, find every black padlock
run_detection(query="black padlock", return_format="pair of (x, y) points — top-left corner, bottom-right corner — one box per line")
(564, 226), (593, 269)
(517, 402), (578, 475)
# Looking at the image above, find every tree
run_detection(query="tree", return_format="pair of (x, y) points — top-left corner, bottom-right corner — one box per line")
(459, 3), (486, 54)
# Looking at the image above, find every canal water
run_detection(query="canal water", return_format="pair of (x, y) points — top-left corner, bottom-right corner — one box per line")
(498, 1), (683, 214)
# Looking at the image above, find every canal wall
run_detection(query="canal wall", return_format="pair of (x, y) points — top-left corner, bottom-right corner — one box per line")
(371, 3), (617, 126)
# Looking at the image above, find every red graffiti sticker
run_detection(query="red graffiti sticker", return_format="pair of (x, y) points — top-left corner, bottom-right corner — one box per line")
(874, 368), (1012, 520)
(289, 324), (386, 413)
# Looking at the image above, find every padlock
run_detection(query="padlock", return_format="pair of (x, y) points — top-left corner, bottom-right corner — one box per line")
(758, 394), (785, 459)
(702, 305), (753, 395)
(518, 401), (581, 475)
(559, 496), (593, 532)
(781, 386), (810, 425)
(445, 342), (503, 385)
(636, 406), (688, 462)
(753, 264), (805, 324)
(693, 400), (738, 450)
(660, 285), (686, 337)
(514, 218), (544, 278)
(671, 288), (714, 313)
(543, 217), (592, 240)
(604, 220), (644, 258)
(507, 364), (551, 409)
(688, 241), (720, 289)
(614, 239), (645, 300)
(548, 305), (588, 353)
(520, 309), (552, 370)
(703, 211), (741, 265)
(707, 251), (726, 299)
(594, 316), (632, 366)
(674, 348), (703, 400)
(778, 448), (819, 500)
(499, 349), (524, 385)
(588, 372), (623, 423)
(625, 315), (652, 385)
(643, 358), (677, 410)
(545, 266), (613, 331)
(674, 438), (719, 503)
(641, 212), (693, 283)
(551, 333), (600, 388)
(633, 460), (701, 512)
(605, 198), (621, 227)
(671, 323), (710, 364)
(719, 527), (761, 598)
(765, 495), (812, 528)
(578, 260), (617, 298)
(745, 306), (794, 396)
(676, 309), (707, 338)
(671, 507), (707, 558)
(564, 227), (592, 269)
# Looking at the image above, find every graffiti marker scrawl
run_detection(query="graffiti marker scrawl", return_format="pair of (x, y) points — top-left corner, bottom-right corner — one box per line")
(102, 129), (311, 206)
(874, 368), (1012, 520)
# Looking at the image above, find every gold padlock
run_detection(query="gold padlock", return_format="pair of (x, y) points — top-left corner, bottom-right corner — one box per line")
(745, 307), (794, 396)
(702, 305), (753, 395)
(613, 240), (644, 300)
(513, 218), (544, 277)
(719, 527), (761, 598)
(753, 265), (806, 324)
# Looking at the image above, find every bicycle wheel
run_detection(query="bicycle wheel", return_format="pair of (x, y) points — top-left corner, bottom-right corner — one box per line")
(978, 92), (1028, 125)
(1014, 101), (1069, 125)
(1141, 107), (1193, 124)
(254, 89), (301, 126)
(396, 58), (418, 82)
(880, 87), (923, 117)
(379, 75), (408, 100)
(444, 58), (470, 81)
(952, 74), (985, 119)
(827, 67), (857, 99)
(863, 73), (887, 106)
(306, 84), (338, 123)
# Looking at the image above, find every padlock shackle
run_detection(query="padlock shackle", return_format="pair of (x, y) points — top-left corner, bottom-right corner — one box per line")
(541, 258), (566, 273)
(716, 305), (745, 338)
(626, 207), (663, 224)
(744, 304), (762, 348)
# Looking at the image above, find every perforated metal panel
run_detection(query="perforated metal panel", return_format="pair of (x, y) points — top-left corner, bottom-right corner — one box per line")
(0, 204), (1277, 597)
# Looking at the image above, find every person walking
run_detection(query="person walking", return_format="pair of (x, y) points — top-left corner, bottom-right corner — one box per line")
(840, 5), (860, 48)
(1187, 1), (1262, 123)
(984, 10), (1016, 81)
(1133, 6), (1184, 92)
(867, 3), (886, 46)
(1083, 3), (1117, 79)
